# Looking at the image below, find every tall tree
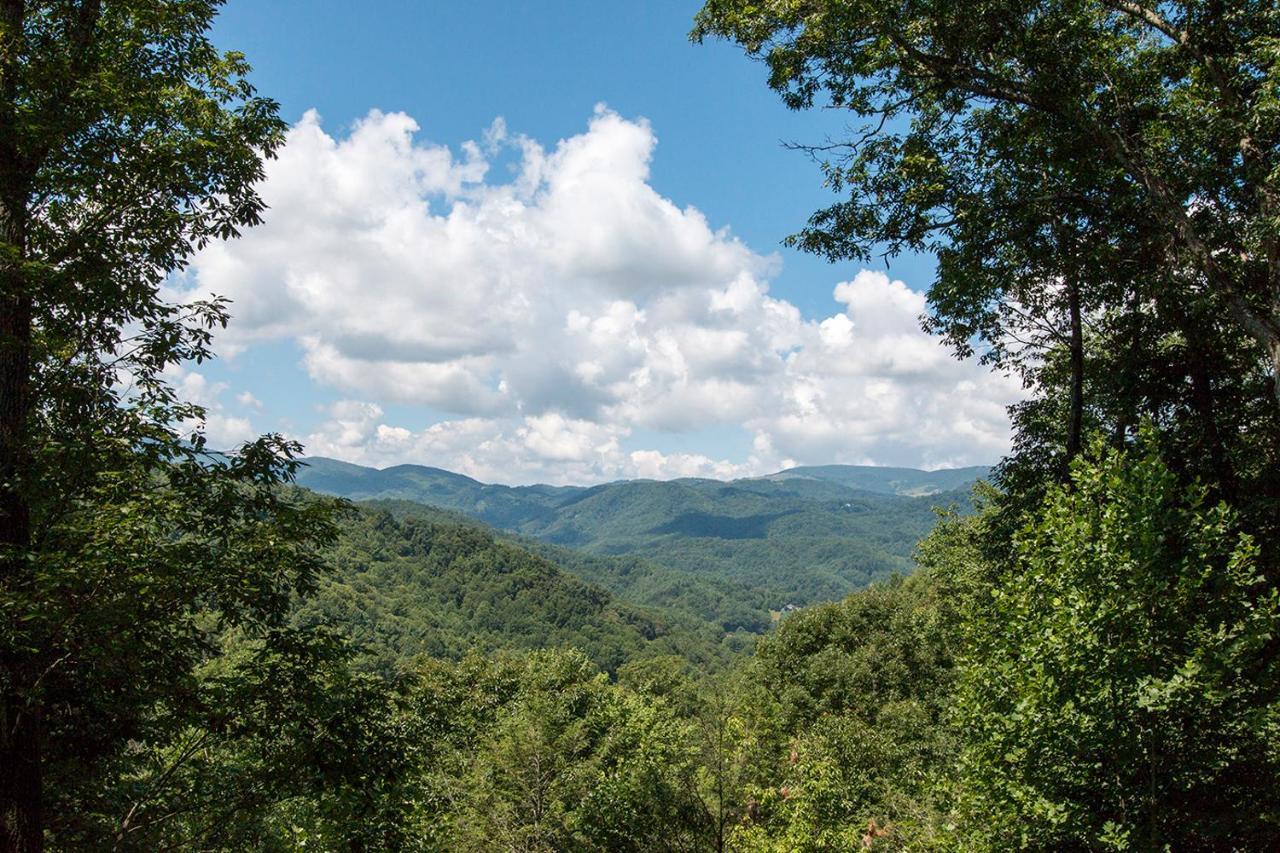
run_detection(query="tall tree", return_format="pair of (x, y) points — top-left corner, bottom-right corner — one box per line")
(693, 0), (1280, 413)
(693, 0), (1280, 573)
(956, 436), (1280, 847)
(0, 3), (326, 850)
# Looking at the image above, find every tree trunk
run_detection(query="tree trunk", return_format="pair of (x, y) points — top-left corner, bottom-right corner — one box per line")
(1184, 328), (1237, 503)
(0, 709), (41, 853)
(1066, 270), (1085, 462)
(1157, 287), (1239, 502)
(1271, 338), (1280, 418)
(0, 1), (41, 844)
(0, 191), (40, 851)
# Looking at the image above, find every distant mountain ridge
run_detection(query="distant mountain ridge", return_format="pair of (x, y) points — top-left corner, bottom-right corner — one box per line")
(298, 457), (991, 500)
(767, 464), (992, 496)
(297, 458), (991, 608)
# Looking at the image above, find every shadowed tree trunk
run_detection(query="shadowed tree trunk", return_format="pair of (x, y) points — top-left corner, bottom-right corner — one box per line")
(0, 1), (40, 846)
(1065, 263), (1085, 463)
(1, 3), (102, 846)
(0, 189), (40, 853)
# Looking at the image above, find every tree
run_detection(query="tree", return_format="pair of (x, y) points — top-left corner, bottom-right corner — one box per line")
(694, 0), (1280, 581)
(414, 650), (708, 851)
(0, 3), (331, 849)
(80, 627), (419, 851)
(693, 0), (1280, 413)
(956, 436), (1280, 847)
(730, 567), (967, 850)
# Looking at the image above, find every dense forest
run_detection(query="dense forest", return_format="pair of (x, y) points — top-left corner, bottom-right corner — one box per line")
(2, 1), (1279, 851)
(299, 459), (984, 610)
(302, 503), (747, 673)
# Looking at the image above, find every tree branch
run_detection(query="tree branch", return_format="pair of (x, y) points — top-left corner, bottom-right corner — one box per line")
(1104, 1), (1189, 46)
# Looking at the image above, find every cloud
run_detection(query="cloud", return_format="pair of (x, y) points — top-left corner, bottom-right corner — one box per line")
(177, 108), (1020, 483)
(236, 391), (263, 411)
(301, 401), (769, 485)
(162, 366), (259, 450)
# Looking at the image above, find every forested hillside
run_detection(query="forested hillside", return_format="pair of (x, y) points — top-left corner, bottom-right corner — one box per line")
(298, 459), (982, 606)
(298, 503), (745, 675)
(516, 536), (775, 633)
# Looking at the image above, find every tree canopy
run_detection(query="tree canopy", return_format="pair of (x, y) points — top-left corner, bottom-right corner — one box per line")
(693, 0), (1280, 410)
(0, 3), (337, 849)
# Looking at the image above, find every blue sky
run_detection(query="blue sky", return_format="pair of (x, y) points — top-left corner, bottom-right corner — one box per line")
(178, 0), (1018, 484)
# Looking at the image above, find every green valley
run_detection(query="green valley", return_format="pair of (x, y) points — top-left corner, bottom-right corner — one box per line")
(297, 459), (987, 608)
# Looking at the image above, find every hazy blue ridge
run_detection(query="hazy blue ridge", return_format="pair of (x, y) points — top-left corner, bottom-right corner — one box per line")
(764, 464), (992, 496)
(296, 458), (990, 608)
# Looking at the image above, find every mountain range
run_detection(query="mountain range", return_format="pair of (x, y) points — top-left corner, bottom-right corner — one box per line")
(296, 459), (991, 610)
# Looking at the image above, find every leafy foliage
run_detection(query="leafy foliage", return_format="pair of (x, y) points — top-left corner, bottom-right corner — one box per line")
(428, 650), (708, 851)
(9, 1), (1280, 849)
(0, 2), (349, 849)
(298, 505), (742, 676)
(682, 4), (1280, 842)
(69, 627), (418, 851)
(692, 0), (1280, 415)
(957, 439), (1280, 849)
(726, 567), (963, 851)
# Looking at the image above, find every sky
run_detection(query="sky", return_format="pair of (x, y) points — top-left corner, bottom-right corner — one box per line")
(172, 0), (1022, 485)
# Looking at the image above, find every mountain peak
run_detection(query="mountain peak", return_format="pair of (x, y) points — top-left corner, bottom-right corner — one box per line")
(765, 464), (991, 496)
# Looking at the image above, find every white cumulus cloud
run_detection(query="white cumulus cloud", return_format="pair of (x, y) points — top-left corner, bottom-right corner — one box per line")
(161, 366), (259, 451)
(176, 107), (1020, 483)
